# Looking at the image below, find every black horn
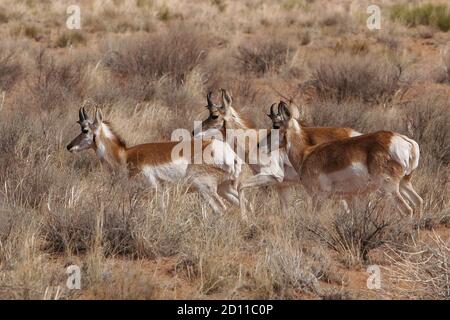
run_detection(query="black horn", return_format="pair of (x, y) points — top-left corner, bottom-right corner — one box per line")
(78, 107), (85, 122)
(82, 107), (88, 120)
(206, 91), (215, 108)
(269, 103), (277, 116)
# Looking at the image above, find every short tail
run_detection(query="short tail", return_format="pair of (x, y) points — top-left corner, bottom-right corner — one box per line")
(400, 134), (420, 175)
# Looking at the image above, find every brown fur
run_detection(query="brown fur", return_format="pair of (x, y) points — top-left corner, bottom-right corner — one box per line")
(299, 131), (395, 174)
(282, 115), (421, 215)
(302, 127), (356, 146)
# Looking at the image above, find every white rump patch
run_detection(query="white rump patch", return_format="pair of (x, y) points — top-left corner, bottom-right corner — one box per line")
(389, 134), (419, 175)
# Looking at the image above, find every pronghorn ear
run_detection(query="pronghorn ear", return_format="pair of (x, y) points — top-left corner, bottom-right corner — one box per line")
(289, 105), (300, 120)
(94, 108), (103, 124)
(279, 101), (300, 121)
(221, 89), (232, 110)
(278, 101), (291, 120)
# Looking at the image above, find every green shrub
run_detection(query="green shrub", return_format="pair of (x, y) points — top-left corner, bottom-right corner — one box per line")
(391, 3), (450, 32)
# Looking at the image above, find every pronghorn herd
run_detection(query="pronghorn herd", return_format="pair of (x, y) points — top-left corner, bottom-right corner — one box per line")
(67, 89), (423, 220)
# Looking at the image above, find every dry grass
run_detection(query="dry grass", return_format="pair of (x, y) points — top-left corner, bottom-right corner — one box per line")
(235, 38), (292, 75)
(0, 0), (449, 300)
(311, 52), (403, 103)
(384, 232), (450, 299)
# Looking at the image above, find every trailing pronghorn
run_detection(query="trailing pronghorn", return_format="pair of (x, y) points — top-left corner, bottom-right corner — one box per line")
(66, 107), (243, 215)
(274, 101), (423, 216)
(195, 90), (361, 216)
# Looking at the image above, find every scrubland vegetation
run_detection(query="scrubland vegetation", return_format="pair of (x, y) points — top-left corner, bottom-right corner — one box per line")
(0, 0), (449, 299)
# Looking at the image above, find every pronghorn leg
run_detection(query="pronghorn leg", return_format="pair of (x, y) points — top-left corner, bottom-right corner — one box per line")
(202, 193), (224, 215)
(400, 177), (423, 214)
(211, 191), (227, 212)
(275, 185), (292, 215)
(238, 174), (280, 220)
(381, 178), (413, 217)
(191, 177), (226, 216)
(147, 178), (165, 212)
(393, 191), (414, 217)
(218, 180), (240, 207)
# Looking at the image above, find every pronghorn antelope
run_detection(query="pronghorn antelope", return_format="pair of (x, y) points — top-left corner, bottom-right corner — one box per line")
(195, 90), (361, 216)
(66, 107), (243, 215)
(274, 101), (423, 216)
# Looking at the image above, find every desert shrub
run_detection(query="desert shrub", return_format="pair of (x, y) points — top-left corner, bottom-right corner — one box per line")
(298, 30), (311, 46)
(391, 3), (450, 32)
(385, 233), (450, 299)
(405, 94), (450, 168)
(56, 31), (86, 48)
(100, 26), (207, 106)
(211, 0), (227, 12)
(304, 99), (409, 135)
(103, 26), (207, 86)
(443, 47), (450, 82)
(254, 241), (320, 297)
(23, 50), (87, 112)
(235, 38), (291, 75)
(0, 10), (8, 24)
(136, 0), (153, 8)
(311, 52), (402, 103)
(175, 215), (245, 295)
(300, 200), (412, 267)
(39, 157), (205, 258)
(0, 47), (21, 91)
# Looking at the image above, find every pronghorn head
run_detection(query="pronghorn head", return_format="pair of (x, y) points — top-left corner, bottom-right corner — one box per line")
(193, 89), (232, 137)
(267, 101), (301, 149)
(267, 102), (283, 129)
(276, 101), (300, 130)
(66, 107), (103, 153)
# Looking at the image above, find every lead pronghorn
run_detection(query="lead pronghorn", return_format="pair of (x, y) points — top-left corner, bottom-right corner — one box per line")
(66, 107), (243, 215)
(274, 101), (423, 216)
(196, 89), (361, 216)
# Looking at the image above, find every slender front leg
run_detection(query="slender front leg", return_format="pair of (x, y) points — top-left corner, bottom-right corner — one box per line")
(238, 174), (280, 220)
(275, 185), (292, 215)
(218, 180), (240, 207)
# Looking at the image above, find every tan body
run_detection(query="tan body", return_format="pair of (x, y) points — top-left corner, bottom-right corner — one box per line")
(278, 103), (423, 216)
(197, 91), (361, 216)
(67, 108), (242, 215)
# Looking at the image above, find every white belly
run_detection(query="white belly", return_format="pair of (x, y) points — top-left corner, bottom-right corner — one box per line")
(142, 160), (188, 186)
(318, 162), (372, 195)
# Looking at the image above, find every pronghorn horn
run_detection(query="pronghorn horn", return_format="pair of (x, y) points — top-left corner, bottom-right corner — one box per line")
(206, 91), (215, 108)
(82, 107), (89, 120)
(269, 103), (277, 117)
(79, 107), (85, 122)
